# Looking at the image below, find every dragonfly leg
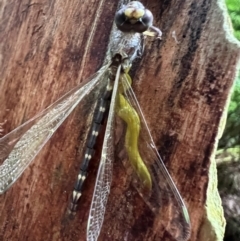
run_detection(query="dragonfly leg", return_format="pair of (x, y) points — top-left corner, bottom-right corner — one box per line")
(143, 25), (162, 39)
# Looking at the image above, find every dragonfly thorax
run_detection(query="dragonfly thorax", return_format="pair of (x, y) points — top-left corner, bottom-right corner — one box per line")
(107, 28), (142, 65)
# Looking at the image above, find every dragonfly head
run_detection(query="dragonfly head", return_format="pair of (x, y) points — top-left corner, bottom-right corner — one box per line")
(115, 1), (153, 33)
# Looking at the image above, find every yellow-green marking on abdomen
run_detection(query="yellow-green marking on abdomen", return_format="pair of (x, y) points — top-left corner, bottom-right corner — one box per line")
(116, 72), (152, 191)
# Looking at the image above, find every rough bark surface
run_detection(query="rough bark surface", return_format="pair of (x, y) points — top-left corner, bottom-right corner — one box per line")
(0, 0), (239, 241)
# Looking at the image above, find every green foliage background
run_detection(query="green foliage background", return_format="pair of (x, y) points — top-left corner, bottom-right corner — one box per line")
(218, 74), (240, 149)
(225, 0), (240, 39)
(219, 0), (240, 150)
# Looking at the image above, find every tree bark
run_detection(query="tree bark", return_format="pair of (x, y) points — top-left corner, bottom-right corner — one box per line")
(0, 0), (239, 241)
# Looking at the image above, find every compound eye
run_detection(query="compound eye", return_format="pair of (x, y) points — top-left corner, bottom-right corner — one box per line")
(115, 4), (153, 33)
(141, 9), (153, 28)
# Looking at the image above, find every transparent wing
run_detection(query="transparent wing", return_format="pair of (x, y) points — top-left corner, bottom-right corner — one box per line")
(0, 64), (110, 194)
(118, 74), (191, 241)
(87, 65), (121, 241)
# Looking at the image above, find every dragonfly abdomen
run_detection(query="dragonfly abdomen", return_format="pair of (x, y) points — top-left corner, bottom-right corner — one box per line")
(68, 80), (113, 215)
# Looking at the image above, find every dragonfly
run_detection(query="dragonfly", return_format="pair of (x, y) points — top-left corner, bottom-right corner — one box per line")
(0, 1), (191, 241)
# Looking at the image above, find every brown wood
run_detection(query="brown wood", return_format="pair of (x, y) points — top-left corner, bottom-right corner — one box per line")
(0, 0), (239, 240)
